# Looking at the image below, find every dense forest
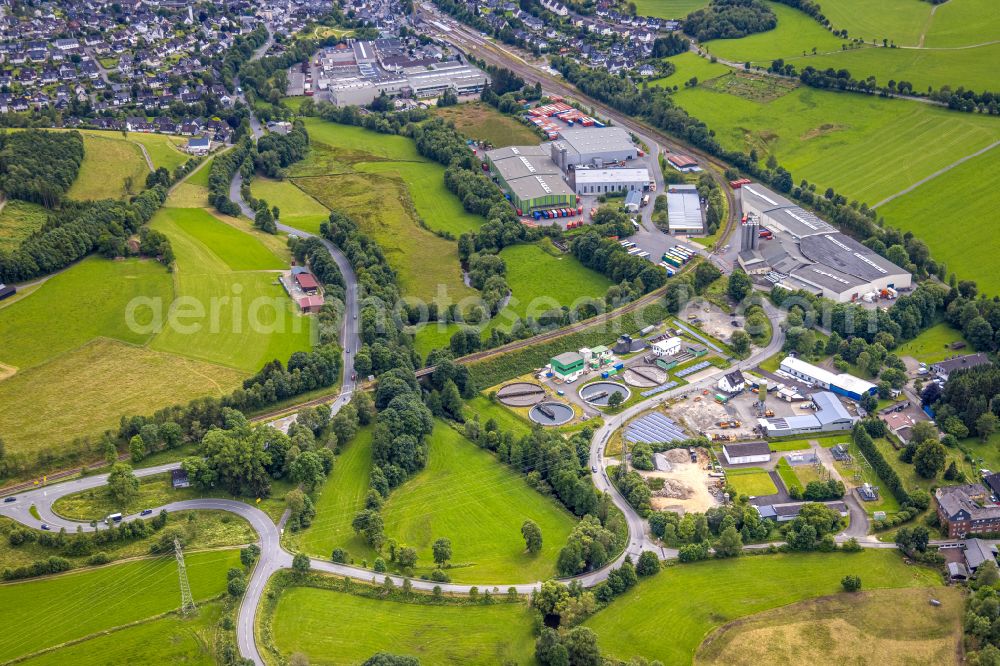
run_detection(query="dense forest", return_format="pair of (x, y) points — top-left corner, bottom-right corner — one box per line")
(683, 0), (777, 41)
(254, 119), (310, 178)
(0, 130), (84, 207)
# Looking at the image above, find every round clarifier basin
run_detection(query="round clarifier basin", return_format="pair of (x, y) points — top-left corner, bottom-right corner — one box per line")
(529, 401), (574, 426)
(497, 381), (547, 407)
(579, 381), (632, 406)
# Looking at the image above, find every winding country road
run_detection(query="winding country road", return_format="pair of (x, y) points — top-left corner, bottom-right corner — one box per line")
(0, 313), (787, 665)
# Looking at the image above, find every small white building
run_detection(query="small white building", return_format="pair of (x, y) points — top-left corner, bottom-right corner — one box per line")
(718, 369), (746, 393)
(723, 441), (771, 465)
(651, 336), (681, 357)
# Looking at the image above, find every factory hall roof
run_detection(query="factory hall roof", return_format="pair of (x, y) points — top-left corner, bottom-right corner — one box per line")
(799, 233), (909, 281)
(555, 126), (634, 154)
(666, 184), (703, 230)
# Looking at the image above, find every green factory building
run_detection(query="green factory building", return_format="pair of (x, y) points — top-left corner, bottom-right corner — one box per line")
(550, 351), (585, 381)
(485, 145), (577, 214)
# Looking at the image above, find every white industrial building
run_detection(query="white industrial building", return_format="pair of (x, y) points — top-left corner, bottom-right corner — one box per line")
(651, 336), (681, 357)
(571, 167), (649, 195)
(550, 127), (637, 171)
(779, 356), (876, 401)
(737, 183), (912, 303)
(723, 441), (771, 465)
(758, 391), (857, 437)
(666, 184), (704, 234)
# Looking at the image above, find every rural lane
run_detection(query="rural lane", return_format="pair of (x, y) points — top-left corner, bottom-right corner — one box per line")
(0, 298), (790, 665)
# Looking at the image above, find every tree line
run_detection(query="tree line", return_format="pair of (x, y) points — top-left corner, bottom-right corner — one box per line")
(209, 136), (254, 217)
(0, 129), (84, 207)
(0, 185), (168, 283)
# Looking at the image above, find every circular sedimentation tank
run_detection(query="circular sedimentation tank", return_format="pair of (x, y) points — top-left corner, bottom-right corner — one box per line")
(529, 401), (574, 426)
(579, 381), (632, 406)
(497, 381), (547, 407)
(622, 365), (667, 387)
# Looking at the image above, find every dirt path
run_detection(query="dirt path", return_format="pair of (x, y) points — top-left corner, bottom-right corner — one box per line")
(132, 142), (154, 172)
(872, 139), (1000, 208)
(916, 1), (941, 48)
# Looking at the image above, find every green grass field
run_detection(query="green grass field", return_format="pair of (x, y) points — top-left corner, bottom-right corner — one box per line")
(298, 422), (577, 583)
(695, 586), (962, 665)
(411, 243), (613, 357)
(674, 83), (1000, 207)
(894, 322), (968, 363)
(724, 466), (777, 497)
(67, 133), (150, 201)
(584, 550), (941, 664)
(0, 510), (253, 574)
(292, 121), (477, 306)
(463, 395), (535, 438)
(817, 0), (930, 45)
(293, 427), (375, 560)
(149, 207), (313, 373)
(650, 52), (732, 88)
(120, 131), (189, 172)
(0, 549), (239, 663)
(0, 200), (48, 251)
(432, 102), (540, 147)
(251, 176), (330, 233)
(631, 0), (706, 18)
(697, 0), (1000, 91)
(0, 256), (172, 370)
(20, 601), (223, 666)
(922, 0), (1000, 48)
(270, 587), (535, 664)
(767, 435), (846, 452)
(0, 338), (245, 459)
(878, 146), (1000, 296)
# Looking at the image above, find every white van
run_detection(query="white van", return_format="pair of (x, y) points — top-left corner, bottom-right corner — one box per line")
(105, 513), (123, 525)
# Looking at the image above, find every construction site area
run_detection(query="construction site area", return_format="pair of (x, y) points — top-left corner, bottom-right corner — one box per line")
(641, 447), (724, 514)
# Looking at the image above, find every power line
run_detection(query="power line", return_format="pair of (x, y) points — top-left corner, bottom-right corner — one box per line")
(174, 539), (197, 616)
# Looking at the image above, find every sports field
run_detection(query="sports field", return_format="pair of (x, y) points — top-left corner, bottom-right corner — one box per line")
(0, 549), (240, 663)
(298, 422), (577, 583)
(67, 133), (150, 201)
(251, 176), (330, 233)
(584, 550), (941, 664)
(432, 102), (540, 147)
(20, 601), (223, 666)
(878, 145), (1000, 296)
(894, 322), (968, 364)
(149, 207), (313, 372)
(674, 83), (1000, 207)
(270, 587), (535, 664)
(725, 467), (777, 497)
(695, 586), (962, 665)
(0, 200), (48, 251)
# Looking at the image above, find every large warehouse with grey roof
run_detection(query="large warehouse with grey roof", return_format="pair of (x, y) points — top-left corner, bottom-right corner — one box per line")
(737, 183), (911, 302)
(484, 145), (577, 214)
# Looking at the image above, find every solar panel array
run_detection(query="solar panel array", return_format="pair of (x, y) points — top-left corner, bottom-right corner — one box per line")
(675, 360), (711, 378)
(640, 380), (680, 398)
(625, 412), (688, 445)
